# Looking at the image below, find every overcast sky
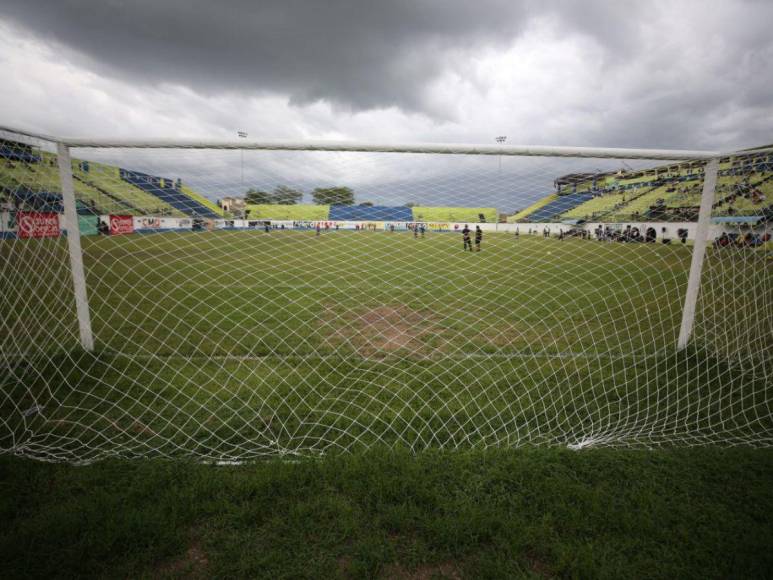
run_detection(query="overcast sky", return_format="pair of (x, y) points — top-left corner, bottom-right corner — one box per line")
(1, 0), (772, 208)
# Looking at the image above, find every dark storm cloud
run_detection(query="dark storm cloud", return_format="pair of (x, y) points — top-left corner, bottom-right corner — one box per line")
(1, 0), (772, 153)
(0, 0), (539, 114)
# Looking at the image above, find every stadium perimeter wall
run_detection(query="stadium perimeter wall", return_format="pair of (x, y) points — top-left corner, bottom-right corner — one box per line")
(0, 210), (768, 240)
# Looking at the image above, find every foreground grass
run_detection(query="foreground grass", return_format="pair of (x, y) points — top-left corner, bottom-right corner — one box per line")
(1, 449), (772, 579)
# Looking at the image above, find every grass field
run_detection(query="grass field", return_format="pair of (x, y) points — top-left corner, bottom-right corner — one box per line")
(1, 230), (771, 462)
(1, 449), (772, 578)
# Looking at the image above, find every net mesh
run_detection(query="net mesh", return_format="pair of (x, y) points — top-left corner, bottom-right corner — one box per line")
(1, 131), (771, 462)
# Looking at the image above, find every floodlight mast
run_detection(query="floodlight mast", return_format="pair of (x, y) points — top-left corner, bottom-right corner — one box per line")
(238, 130), (247, 188)
(495, 135), (507, 172)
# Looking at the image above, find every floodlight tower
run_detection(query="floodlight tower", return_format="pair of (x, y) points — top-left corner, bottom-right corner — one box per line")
(495, 135), (507, 173)
(238, 130), (248, 189)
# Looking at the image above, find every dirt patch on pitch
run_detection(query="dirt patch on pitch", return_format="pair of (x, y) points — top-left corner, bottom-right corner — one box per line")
(156, 540), (209, 578)
(380, 560), (463, 579)
(323, 304), (449, 358)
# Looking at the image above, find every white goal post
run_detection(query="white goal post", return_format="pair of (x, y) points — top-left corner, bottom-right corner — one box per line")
(0, 126), (770, 462)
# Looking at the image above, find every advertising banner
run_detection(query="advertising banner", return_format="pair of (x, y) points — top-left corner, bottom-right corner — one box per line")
(78, 215), (99, 236)
(17, 211), (61, 239)
(109, 215), (134, 235)
(134, 216), (161, 230)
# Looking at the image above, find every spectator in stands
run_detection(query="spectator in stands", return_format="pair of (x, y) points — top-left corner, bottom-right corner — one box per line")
(462, 225), (472, 251)
(475, 225), (483, 251)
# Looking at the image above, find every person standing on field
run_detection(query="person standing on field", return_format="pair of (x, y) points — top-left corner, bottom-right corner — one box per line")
(462, 224), (472, 251)
(475, 225), (483, 251)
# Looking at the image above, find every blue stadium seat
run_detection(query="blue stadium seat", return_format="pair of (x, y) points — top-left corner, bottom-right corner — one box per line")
(328, 205), (413, 221)
(5, 187), (98, 215)
(526, 193), (595, 222)
(119, 169), (219, 218)
(0, 145), (41, 164)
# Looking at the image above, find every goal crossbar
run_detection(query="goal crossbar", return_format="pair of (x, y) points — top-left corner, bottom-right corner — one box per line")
(0, 125), (721, 160)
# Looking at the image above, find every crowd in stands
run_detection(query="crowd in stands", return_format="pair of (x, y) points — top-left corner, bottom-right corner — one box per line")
(589, 224), (690, 244)
(714, 179), (768, 215)
(714, 231), (769, 248)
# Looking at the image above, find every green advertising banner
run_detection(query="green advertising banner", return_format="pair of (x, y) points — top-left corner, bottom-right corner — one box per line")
(78, 215), (99, 236)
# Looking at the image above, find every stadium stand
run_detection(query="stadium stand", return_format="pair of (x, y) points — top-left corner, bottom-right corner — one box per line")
(0, 139), (41, 163)
(0, 140), (196, 216)
(561, 192), (627, 220)
(330, 205), (413, 221)
(524, 192), (594, 222)
(74, 162), (181, 216)
(2, 186), (99, 215)
(519, 151), (773, 223)
(120, 169), (220, 218)
(508, 195), (557, 222)
(72, 174), (139, 214)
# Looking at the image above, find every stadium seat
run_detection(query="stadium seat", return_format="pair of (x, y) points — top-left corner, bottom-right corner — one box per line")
(120, 169), (220, 218)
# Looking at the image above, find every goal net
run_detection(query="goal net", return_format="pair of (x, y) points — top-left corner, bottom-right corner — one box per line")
(1, 130), (771, 462)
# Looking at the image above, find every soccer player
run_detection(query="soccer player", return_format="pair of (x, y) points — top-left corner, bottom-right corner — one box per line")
(475, 225), (483, 251)
(462, 224), (472, 251)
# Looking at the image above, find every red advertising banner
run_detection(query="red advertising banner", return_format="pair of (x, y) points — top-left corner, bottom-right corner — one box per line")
(109, 215), (134, 236)
(17, 212), (60, 239)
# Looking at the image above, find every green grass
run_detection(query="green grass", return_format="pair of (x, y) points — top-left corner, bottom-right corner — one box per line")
(1, 449), (772, 578)
(246, 203), (330, 220)
(412, 206), (497, 223)
(1, 231), (771, 462)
